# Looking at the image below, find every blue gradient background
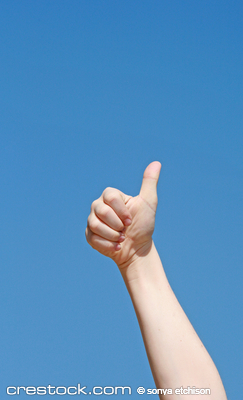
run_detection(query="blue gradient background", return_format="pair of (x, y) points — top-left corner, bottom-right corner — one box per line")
(0, 1), (242, 399)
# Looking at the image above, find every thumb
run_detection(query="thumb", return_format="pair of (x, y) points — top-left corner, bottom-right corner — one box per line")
(139, 161), (161, 209)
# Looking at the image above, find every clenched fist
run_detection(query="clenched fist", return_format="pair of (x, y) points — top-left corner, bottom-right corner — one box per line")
(85, 162), (161, 268)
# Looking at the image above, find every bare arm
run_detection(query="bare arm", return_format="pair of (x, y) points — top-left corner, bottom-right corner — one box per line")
(85, 161), (227, 400)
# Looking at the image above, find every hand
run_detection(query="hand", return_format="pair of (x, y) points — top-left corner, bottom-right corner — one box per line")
(85, 161), (161, 268)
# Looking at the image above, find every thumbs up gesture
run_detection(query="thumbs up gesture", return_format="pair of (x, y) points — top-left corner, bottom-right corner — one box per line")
(85, 162), (161, 268)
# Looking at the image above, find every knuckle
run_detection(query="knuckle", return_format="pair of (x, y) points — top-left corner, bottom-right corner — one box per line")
(88, 218), (99, 232)
(85, 227), (92, 244)
(100, 206), (110, 219)
(91, 199), (99, 211)
(106, 193), (116, 204)
(103, 188), (118, 204)
(88, 232), (96, 248)
(102, 187), (113, 195)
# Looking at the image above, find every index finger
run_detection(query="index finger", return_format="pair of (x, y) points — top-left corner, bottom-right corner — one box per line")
(102, 188), (132, 226)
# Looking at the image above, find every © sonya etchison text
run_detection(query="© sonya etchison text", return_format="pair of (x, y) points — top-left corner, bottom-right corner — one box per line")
(137, 386), (211, 395)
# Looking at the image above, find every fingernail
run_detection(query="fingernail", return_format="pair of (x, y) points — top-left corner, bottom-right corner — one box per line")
(124, 218), (132, 226)
(118, 234), (125, 243)
(115, 243), (121, 251)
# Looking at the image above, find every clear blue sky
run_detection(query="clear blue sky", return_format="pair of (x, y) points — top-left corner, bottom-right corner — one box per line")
(1, 1), (242, 399)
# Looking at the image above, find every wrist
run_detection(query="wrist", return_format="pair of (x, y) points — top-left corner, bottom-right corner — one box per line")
(116, 239), (153, 270)
(118, 241), (168, 290)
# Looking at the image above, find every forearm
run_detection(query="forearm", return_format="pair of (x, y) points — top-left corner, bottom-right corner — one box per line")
(119, 241), (227, 400)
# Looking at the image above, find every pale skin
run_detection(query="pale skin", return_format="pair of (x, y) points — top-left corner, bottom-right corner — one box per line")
(85, 161), (227, 400)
